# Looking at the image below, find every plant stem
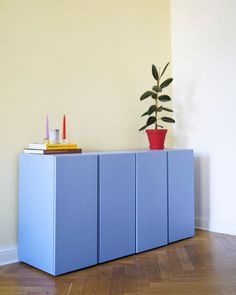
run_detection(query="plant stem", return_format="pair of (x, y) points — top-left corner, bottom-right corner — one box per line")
(155, 72), (160, 129)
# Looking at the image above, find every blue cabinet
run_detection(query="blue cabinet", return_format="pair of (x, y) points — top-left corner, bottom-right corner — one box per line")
(168, 150), (195, 243)
(18, 154), (98, 275)
(18, 155), (55, 274)
(18, 149), (194, 276)
(136, 151), (168, 253)
(99, 153), (135, 262)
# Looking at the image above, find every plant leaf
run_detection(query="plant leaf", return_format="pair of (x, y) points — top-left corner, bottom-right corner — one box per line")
(160, 62), (170, 78)
(152, 64), (159, 81)
(161, 117), (175, 123)
(141, 110), (149, 117)
(140, 91), (154, 100)
(157, 106), (163, 112)
(160, 78), (173, 89)
(162, 106), (173, 112)
(148, 105), (157, 115)
(157, 124), (164, 128)
(146, 116), (156, 127)
(158, 95), (171, 102)
(151, 93), (157, 99)
(139, 125), (147, 131)
(152, 85), (162, 92)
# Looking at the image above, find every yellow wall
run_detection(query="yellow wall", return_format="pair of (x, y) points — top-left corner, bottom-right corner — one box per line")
(0, 0), (171, 247)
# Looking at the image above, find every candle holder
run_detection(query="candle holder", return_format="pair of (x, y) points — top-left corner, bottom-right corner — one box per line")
(43, 138), (49, 145)
(49, 129), (60, 144)
(62, 138), (68, 144)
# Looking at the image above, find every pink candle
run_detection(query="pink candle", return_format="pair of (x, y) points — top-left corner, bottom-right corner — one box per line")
(45, 114), (49, 139)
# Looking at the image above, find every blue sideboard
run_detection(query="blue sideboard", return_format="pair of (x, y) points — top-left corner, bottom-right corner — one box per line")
(18, 149), (194, 276)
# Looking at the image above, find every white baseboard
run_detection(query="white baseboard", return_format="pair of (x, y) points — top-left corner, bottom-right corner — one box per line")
(0, 245), (18, 266)
(195, 217), (236, 236)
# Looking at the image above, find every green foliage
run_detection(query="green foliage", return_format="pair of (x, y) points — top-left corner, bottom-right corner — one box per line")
(139, 62), (175, 131)
(162, 107), (173, 112)
(158, 95), (171, 102)
(147, 116), (156, 126)
(148, 105), (157, 115)
(152, 85), (162, 92)
(151, 93), (157, 99)
(139, 116), (156, 131)
(160, 78), (173, 89)
(140, 91), (154, 100)
(161, 117), (175, 123)
(152, 64), (159, 81)
(139, 125), (147, 131)
(160, 62), (170, 78)
(141, 105), (157, 116)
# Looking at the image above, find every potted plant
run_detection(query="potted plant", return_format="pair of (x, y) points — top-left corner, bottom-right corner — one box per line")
(139, 62), (175, 149)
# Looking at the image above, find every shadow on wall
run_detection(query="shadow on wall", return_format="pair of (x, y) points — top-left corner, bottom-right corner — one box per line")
(194, 154), (210, 230)
(173, 79), (197, 148)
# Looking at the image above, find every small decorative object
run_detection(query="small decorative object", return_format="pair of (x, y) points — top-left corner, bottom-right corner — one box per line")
(62, 114), (68, 143)
(49, 128), (60, 144)
(24, 114), (82, 154)
(139, 62), (175, 149)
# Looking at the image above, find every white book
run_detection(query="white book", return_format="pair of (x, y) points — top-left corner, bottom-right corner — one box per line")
(24, 149), (45, 154)
(28, 143), (46, 150)
(24, 148), (82, 154)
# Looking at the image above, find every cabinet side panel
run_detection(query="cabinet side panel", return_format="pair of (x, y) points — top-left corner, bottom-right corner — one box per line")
(168, 150), (195, 243)
(136, 151), (168, 253)
(18, 154), (55, 275)
(55, 155), (97, 275)
(99, 153), (135, 263)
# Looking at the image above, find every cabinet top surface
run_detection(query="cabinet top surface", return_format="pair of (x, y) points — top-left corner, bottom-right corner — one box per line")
(20, 149), (193, 158)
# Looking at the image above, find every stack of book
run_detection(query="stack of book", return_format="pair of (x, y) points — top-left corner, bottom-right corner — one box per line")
(24, 143), (82, 154)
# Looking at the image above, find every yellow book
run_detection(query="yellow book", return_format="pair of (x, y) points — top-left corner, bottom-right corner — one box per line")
(28, 143), (78, 150)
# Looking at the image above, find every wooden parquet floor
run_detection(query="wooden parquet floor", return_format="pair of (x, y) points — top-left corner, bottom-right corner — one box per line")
(0, 230), (236, 295)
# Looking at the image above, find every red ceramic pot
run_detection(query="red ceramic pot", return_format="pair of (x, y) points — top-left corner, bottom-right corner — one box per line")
(146, 129), (167, 150)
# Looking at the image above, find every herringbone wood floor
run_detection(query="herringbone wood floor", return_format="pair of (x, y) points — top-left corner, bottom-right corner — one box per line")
(0, 230), (236, 295)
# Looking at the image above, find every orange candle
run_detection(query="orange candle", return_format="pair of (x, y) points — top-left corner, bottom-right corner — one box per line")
(62, 114), (66, 140)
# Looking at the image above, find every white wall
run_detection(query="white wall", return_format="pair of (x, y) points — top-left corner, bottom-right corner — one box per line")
(171, 0), (236, 235)
(0, 0), (172, 265)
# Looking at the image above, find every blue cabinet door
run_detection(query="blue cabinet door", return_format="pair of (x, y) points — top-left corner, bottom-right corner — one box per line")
(18, 154), (55, 275)
(99, 153), (135, 263)
(168, 150), (195, 243)
(55, 155), (98, 275)
(136, 151), (168, 253)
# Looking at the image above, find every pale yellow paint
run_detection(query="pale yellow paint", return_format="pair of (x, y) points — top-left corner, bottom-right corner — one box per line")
(0, 0), (171, 247)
